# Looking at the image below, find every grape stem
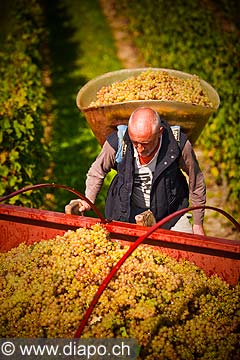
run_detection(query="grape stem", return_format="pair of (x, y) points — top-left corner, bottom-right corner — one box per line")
(74, 205), (240, 338)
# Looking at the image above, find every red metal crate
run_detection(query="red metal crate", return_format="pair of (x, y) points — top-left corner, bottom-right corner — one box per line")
(0, 203), (239, 285)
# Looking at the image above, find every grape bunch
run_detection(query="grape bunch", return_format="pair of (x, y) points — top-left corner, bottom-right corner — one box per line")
(0, 224), (239, 359)
(89, 70), (213, 108)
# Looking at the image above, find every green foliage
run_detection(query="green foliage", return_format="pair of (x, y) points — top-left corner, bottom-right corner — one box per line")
(0, 0), (50, 207)
(41, 0), (121, 214)
(0, 0), (121, 213)
(2, 0), (238, 218)
(62, 0), (121, 79)
(117, 0), (240, 217)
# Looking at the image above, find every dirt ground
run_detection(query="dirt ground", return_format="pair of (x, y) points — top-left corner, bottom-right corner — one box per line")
(99, 0), (239, 240)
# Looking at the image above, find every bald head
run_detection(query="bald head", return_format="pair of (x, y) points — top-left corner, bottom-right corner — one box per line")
(128, 107), (161, 136)
(128, 107), (163, 157)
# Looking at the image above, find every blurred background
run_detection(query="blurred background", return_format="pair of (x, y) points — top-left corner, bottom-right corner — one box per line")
(0, 0), (239, 238)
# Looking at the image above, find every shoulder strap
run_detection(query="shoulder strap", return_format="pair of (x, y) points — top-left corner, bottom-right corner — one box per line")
(170, 125), (188, 151)
(115, 124), (128, 163)
(170, 125), (181, 146)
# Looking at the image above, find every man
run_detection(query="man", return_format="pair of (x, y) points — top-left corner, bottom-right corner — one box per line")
(65, 107), (206, 235)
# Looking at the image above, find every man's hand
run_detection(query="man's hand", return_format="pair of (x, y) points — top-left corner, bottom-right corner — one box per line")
(65, 199), (91, 215)
(135, 210), (156, 227)
(193, 224), (205, 236)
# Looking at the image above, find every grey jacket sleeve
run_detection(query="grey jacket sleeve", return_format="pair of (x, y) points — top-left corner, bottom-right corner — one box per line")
(84, 141), (116, 203)
(179, 140), (206, 225)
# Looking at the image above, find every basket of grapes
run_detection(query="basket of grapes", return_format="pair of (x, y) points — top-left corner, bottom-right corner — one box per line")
(76, 68), (220, 145)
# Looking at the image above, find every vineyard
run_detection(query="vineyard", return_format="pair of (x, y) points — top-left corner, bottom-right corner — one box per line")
(114, 0), (240, 220)
(0, 0), (49, 207)
(0, 0), (239, 227)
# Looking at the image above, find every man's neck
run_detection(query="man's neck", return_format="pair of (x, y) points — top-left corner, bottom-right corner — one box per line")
(138, 138), (161, 165)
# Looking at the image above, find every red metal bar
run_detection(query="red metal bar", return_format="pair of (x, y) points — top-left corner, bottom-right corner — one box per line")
(0, 183), (107, 223)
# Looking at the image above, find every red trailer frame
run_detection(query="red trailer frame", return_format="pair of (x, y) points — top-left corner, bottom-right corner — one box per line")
(0, 203), (239, 285)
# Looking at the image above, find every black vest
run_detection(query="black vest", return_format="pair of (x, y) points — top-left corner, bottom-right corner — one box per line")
(105, 119), (189, 229)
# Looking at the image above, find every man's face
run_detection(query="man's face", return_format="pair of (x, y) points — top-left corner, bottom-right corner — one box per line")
(129, 128), (162, 157)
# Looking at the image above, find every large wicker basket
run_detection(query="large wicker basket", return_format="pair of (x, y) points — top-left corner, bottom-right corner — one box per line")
(76, 68), (220, 145)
